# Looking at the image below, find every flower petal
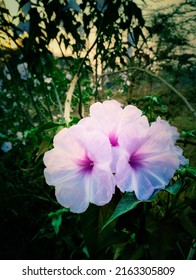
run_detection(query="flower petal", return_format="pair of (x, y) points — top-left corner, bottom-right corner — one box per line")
(55, 174), (89, 213)
(87, 167), (115, 205)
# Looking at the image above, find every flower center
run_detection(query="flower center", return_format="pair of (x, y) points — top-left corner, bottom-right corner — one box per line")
(109, 132), (119, 147)
(129, 153), (143, 169)
(77, 155), (94, 174)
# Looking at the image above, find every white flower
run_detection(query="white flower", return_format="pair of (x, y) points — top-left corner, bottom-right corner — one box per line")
(16, 131), (23, 139)
(66, 73), (72, 80)
(17, 63), (30, 80)
(44, 77), (52, 84)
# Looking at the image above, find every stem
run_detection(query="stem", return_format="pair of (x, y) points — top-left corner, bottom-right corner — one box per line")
(64, 74), (79, 124)
(77, 79), (83, 119)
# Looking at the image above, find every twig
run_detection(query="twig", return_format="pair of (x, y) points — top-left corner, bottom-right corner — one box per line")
(64, 74), (79, 125)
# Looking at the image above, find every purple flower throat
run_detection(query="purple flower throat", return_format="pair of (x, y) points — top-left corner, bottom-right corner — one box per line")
(129, 153), (144, 169)
(109, 132), (119, 146)
(77, 155), (94, 174)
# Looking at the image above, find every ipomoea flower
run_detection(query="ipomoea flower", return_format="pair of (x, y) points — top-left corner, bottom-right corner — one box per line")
(115, 118), (187, 200)
(43, 125), (115, 213)
(43, 100), (187, 212)
(79, 100), (148, 172)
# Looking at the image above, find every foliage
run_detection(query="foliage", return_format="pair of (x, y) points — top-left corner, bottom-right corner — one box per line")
(149, 1), (196, 72)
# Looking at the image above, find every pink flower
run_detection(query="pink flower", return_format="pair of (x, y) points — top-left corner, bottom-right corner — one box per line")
(115, 118), (187, 200)
(79, 100), (148, 172)
(43, 100), (187, 211)
(43, 125), (115, 213)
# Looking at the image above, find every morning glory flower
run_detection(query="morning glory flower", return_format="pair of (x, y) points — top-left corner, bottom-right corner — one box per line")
(79, 100), (148, 172)
(43, 100), (187, 212)
(43, 125), (115, 213)
(115, 118), (187, 200)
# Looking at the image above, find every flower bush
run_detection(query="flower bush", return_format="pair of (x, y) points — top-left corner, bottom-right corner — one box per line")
(44, 100), (187, 213)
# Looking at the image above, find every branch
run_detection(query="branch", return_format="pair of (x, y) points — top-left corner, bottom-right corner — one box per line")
(64, 74), (79, 125)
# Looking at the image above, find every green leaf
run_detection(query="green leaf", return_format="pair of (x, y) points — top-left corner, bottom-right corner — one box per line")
(69, 116), (81, 126)
(103, 183), (183, 230)
(102, 192), (141, 229)
(186, 167), (196, 177)
(36, 121), (62, 134)
(35, 136), (52, 161)
(51, 214), (62, 235)
(164, 181), (182, 195)
(23, 128), (37, 138)
(181, 130), (196, 138)
(48, 208), (69, 217)
(102, 189), (164, 230)
(48, 208), (69, 235)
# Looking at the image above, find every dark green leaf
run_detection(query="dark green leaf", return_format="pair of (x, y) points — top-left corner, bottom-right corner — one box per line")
(36, 122), (62, 134)
(102, 192), (141, 229)
(164, 181), (182, 195)
(102, 189), (166, 229)
(181, 130), (196, 138)
(35, 136), (52, 161)
(69, 116), (81, 126)
(23, 128), (37, 138)
(186, 167), (196, 177)
(51, 214), (62, 235)
(48, 208), (69, 217)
